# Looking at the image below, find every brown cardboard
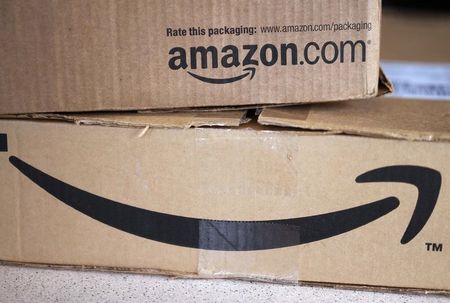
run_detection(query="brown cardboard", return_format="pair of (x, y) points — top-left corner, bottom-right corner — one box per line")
(0, 0), (383, 114)
(0, 114), (449, 292)
(381, 9), (450, 62)
(258, 98), (450, 142)
(1, 110), (249, 129)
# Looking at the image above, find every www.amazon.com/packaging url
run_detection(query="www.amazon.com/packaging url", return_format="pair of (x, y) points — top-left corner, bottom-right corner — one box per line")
(166, 21), (372, 38)
(260, 21), (373, 34)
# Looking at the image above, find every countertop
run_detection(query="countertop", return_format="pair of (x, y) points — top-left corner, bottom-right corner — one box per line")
(0, 264), (448, 303)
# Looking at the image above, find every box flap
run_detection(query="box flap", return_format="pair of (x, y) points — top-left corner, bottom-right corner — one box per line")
(1, 110), (249, 129)
(258, 98), (450, 142)
(378, 68), (394, 96)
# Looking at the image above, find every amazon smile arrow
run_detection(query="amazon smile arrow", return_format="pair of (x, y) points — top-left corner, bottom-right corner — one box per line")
(8, 156), (440, 251)
(187, 67), (256, 84)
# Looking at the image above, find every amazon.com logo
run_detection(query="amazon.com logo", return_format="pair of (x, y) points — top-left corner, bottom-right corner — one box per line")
(168, 39), (368, 84)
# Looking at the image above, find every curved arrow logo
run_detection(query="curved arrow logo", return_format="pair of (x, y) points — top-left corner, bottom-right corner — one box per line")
(356, 165), (441, 244)
(187, 67), (256, 84)
(8, 156), (441, 251)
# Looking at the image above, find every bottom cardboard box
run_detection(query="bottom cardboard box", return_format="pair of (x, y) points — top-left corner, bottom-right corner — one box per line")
(0, 100), (449, 292)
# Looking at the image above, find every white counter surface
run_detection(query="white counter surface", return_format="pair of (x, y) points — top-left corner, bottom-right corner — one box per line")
(0, 265), (448, 303)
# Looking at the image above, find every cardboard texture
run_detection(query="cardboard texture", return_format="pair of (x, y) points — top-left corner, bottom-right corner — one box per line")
(0, 0), (382, 114)
(1, 110), (249, 129)
(259, 98), (450, 142)
(0, 108), (449, 292)
(0, 3), (448, 294)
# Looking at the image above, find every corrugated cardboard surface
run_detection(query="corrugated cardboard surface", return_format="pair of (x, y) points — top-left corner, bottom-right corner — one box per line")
(0, 0), (381, 114)
(0, 117), (449, 291)
(258, 98), (450, 142)
(1, 110), (249, 129)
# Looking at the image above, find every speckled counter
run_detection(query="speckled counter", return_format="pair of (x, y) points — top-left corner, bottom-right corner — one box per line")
(0, 265), (448, 303)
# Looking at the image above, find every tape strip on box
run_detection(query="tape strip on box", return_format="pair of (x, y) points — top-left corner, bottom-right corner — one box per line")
(197, 220), (300, 283)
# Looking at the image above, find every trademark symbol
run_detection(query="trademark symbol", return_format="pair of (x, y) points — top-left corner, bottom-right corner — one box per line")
(425, 242), (443, 252)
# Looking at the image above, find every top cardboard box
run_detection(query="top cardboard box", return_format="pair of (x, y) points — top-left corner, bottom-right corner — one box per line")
(0, 0), (384, 114)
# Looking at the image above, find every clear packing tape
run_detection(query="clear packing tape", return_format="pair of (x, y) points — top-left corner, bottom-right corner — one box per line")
(197, 220), (301, 283)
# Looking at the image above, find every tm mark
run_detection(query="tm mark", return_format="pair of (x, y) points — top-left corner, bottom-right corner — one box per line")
(425, 243), (443, 252)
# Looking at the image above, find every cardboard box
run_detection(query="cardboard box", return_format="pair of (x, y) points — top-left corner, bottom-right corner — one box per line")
(0, 0), (386, 114)
(0, 98), (449, 292)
